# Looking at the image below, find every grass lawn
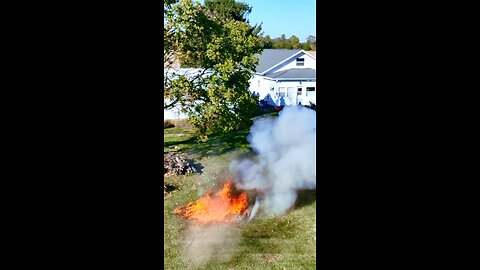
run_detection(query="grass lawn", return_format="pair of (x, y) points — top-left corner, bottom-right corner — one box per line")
(164, 119), (316, 270)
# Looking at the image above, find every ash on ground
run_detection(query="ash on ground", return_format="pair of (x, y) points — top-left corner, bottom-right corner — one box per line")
(164, 152), (198, 176)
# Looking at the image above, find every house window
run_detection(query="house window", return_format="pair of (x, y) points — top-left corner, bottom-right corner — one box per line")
(258, 80), (260, 87)
(296, 58), (305, 66)
(278, 87), (286, 97)
(306, 87), (315, 96)
(286, 87), (295, 97)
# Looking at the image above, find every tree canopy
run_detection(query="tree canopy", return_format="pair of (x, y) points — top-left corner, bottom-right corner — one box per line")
(164, 0), (263, 141)
(260, 34), (316, 51)
(204, 0), (251, 23)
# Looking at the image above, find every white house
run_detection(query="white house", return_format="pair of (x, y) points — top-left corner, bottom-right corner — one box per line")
(249, 49), (316, 107)
(163, 68), (212, 120)
(163, 49), (316, 119)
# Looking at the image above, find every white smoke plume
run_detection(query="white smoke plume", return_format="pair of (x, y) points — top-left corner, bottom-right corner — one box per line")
(230, 106), (316, 216)
(248, 197), (261, 221)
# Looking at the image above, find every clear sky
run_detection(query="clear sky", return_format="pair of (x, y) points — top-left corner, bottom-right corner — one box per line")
(244, 0), (316, 42)
(199, 0), (316, 42)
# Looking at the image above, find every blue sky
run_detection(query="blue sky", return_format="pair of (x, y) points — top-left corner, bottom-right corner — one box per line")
(199, 0), (316, 42)
(243, 0), (316, 42)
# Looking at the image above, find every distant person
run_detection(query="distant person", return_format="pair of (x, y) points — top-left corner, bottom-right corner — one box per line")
(276, 96), (286, 111)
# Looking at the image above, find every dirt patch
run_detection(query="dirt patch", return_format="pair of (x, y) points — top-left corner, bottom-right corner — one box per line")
(169, 119), (191, 129)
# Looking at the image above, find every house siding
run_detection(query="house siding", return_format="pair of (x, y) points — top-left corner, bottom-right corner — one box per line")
(249, 77), (316, 106)
(248, 75), (276, 100)
(164, 99), (189, 120)
(163, 68), (210, 120)
(249, 50), (316, 105)
(274, 81), (316, 106)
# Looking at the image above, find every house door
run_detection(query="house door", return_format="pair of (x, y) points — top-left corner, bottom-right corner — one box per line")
(287, 87), (296, 105)
(297, 87), (303, 106)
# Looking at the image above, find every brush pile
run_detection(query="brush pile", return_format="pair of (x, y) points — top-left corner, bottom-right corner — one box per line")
(164, 152), (197, 176)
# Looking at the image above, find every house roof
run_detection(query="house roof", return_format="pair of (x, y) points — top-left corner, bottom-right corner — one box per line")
(264, 68), (316, 80)
(255, 49), (302, 73)
(165, 49), (317, 71)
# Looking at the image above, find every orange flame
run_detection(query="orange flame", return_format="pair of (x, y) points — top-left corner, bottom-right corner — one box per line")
(174, 180), (248, 225)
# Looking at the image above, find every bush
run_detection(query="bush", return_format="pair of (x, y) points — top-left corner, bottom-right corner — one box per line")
(164, 120), (175, 129)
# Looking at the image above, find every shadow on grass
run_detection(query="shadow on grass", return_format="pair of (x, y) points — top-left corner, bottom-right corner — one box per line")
(293, 189), (317, 209)
(188, 159), (204, 173)
(164, 185), (177, 192)
(164, 129), (251, 157)
(164, 136), (197, 148)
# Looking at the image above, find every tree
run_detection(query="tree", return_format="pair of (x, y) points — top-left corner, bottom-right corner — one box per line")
(301, 42), (311, 51)
(164, 0), (263, 141)
(204, 0), (251, 23)
(204, 0), (262, 36)
(268, 34), (316, 51)
(290, 35), (300, 49)
(259, 34), (272, 49)
(273, 34), (289, 49)
(306, 35), (316, 50)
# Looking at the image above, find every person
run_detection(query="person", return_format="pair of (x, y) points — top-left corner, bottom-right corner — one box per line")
(276, 96), (285, 111)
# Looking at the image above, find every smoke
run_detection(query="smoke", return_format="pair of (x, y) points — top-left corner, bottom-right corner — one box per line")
(248, 197), (261, 221)
(182, 223), (240, 267)
(230, 106), (316, 216)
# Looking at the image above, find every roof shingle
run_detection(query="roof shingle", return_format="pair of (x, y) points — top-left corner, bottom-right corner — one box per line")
(264, 68), (316, 80)
(255, 49), (302, 73)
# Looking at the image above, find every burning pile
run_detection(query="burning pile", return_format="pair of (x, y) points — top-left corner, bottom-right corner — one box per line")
(174, 180), (248, 225)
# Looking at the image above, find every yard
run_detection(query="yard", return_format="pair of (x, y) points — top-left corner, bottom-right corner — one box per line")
(164, 119), (316, 270)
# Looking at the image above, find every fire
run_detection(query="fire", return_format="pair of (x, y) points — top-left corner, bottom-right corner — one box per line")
(174, 180), (248, 225)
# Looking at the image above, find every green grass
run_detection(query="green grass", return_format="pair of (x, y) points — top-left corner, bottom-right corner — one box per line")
(164, 120), (316, 270)
(164, 120), (251, 158)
